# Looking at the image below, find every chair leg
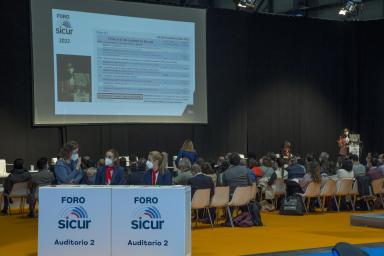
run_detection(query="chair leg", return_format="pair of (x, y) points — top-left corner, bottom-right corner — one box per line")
(226, 206), (234, 228)
(338, 196), (342, 212)
(195, 209), (199, 228)
(206, 208), (213, 228)
(380, 194), (384, 209)
(306, 198), (311, 213)
(334, 196), (340, 212)
(302, 197), (308, 213)
(351, 195), (356, 211)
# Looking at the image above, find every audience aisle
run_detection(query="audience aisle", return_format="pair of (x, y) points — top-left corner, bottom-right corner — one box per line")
(1, 210), (384, 255)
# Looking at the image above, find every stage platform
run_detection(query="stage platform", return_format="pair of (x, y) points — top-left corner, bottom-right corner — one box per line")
(351, 213), (384, 228)
(1, 210), (384, 255)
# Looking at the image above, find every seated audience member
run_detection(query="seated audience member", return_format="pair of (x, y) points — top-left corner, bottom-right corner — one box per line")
(367, 158), (384, 181)
(300, 160), (322, 192)
(351, 154), (366, 177)
(275, 158), (288, 180)
(336, 158), (355, 179)
(1, 159), (31, 214)
(97, 158), (105, 168)
(222, 153), (252, 196)
(260, 156), (275, 178)
(188, 164), (214, 198)
(173, 158), (193, 185)
(248, 158), (263, 179)
(119, 157), (129, 175)
(175, 139), (198, 167)
(126, 158), (147, 185)
(378, 154), (384, 174)
(54, 141), (83, 184)
(287, 157), (306, 179)
(82, 157), (97, 185)
(144, 151), (172, 185)
(319, 152), (330, 175)
(297, 157), (307, 173)
(202, 162), (218, 186)
(27, 157), (54, 217)
(95, 149), (125, 185)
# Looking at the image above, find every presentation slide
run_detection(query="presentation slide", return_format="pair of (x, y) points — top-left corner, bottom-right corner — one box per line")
(31, 0), (207, 125)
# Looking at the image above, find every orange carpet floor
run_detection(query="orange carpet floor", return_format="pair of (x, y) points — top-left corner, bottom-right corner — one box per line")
(1, 210), (384, 255)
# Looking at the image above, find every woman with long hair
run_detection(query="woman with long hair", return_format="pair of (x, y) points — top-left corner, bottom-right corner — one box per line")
(95, 149), (125, 185)
(54, 141), (83, 184)
(144, 151), (172, 185)
(300, 160), (321, 191)
(175, 139), (198, 167)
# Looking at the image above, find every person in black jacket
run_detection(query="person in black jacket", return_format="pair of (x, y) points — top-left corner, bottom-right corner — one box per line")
(188, 164), (214, 198)
(2, 159), (31, 214)
(126, 158), (147, 185)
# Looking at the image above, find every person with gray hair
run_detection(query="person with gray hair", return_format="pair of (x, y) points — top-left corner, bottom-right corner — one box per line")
(173, 157), (193, 185)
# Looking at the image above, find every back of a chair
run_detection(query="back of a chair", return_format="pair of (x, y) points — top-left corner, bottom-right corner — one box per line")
(272, 178), (286, 196)
(350, 180), (359, 196)
(336, 179), (354, 196)
(0, 159), (7, 177)
(303, 182), (321, 198)
(191, 189), (211, 209)
(9, 182), (29, 197)
(371, 178), (384, 195)
(250, 183), (257, 201)
(228, 186), (251, 207)
(210, 186), (229, 208)
(320, 179), (336, 197)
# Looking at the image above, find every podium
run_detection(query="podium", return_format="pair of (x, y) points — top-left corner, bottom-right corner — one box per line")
(38, 185), (191, 256)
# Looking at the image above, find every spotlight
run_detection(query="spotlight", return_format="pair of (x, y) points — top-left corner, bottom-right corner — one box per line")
(237, 0), (258, 9)
(338, 0), (363, 17)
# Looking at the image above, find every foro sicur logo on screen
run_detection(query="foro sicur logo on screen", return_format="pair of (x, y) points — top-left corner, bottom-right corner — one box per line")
(55, 13), (73, 35)
(58, 197), (91, 230)
(131, 197), (165, 230)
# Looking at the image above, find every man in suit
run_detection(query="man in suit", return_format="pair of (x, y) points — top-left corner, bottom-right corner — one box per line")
(222, 153), (252, 197)
(1, 159), (31, 215)
(188, 164), (214, 197)
(126, 158), (147, 185)
(173, 158), (193, 185)
(27, 157), (54, 217)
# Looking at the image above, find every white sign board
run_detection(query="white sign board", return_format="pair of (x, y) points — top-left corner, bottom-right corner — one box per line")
(38, 186), (112, 256)
(111, 186), (191, 256)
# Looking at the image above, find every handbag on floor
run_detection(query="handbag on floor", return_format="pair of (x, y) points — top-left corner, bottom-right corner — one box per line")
(279, 194), (304, 216)
(233, 212), (253, 227)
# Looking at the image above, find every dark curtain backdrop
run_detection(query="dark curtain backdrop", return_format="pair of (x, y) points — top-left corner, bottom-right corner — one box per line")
(0, 2), (383, 167)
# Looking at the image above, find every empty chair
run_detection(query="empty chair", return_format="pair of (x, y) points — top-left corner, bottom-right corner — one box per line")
(335, 179), (354, 211)
(7, 181), (29, 214)
(298, 182), (321, 213)
(226, 186), (251, 227)
(209, 186), (230, 225)
(271, 178), (286, 208)
(371, 178), (384, 209)
(319, 179), (337, 212)
(191, 188), (212, 228)
(0, 159), (8, 178)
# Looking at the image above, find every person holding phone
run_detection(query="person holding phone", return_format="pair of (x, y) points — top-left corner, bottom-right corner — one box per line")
(54, 141), (83, 184)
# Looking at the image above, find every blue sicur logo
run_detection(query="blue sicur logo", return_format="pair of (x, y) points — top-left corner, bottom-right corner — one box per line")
(58, 206), (91, 229)
(131, 206), (164, 230)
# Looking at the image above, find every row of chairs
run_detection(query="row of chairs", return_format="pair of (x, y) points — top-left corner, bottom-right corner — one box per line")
(298, 178), (384, 213)
(0, 181), (31, 214)
(191, 183), (258, 228)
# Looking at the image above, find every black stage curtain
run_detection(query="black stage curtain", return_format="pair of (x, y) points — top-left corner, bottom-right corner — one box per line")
(1, 3), (384, 166)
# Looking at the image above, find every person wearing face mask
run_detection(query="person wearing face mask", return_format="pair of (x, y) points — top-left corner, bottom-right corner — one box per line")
(143, 151), (172, 186)
(54, 141), (83, 184)
(337, 128), (350, 157)
(95, 149), (125, 185)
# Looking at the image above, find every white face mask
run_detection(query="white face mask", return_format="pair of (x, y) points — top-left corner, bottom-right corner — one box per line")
(105, 158), (113, 166)
(146, 160), (154, 170)
(71, 153), (79, 161)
